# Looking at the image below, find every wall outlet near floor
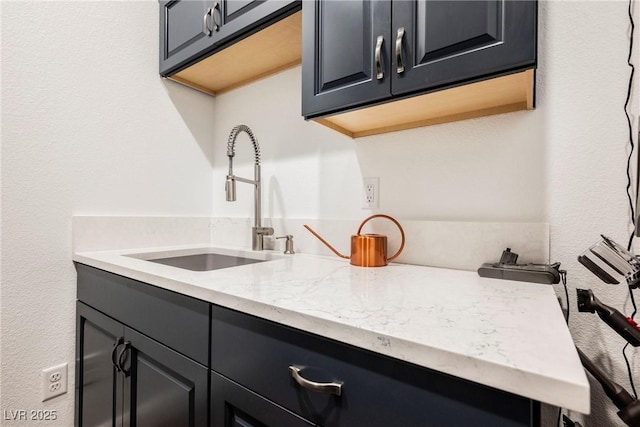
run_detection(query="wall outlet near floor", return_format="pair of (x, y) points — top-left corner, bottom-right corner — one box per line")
(362, 177), (379, 209)
(42, 363), (67, 401)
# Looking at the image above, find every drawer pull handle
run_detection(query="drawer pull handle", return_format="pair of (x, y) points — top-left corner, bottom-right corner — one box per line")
(396, 27), (405, 74)
(374, 35), (384, 80)
(212, 2), (221, 32)
(203, 8), (212, 36)
(289, 366), (342, 397)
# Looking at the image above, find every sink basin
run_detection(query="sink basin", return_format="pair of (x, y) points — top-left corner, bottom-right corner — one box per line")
(145, 253), (265, 271)
(126, 247), (281, 272)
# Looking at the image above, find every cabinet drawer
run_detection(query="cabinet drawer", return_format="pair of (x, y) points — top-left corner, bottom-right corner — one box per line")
(76, 264), (210, 366)
(211, 371), (314, 426)
(211, 305), (539, 427)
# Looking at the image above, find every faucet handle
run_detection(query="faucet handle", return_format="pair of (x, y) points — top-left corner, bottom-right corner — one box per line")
(255, 226), (274, 236)
(276, 235), (295, 254)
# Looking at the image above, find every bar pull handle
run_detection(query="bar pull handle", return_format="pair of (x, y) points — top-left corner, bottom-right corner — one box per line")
(289, 366), (342, 397)
(375, 35), (384, 80)
(117, 341), (132, 377)
(203, 8), (212, 36)
(111, 337), (124, 372)
(212, 2), (221, 32)
(396, 27), (405, 74)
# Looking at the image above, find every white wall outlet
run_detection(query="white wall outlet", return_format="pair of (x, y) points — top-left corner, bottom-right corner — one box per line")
(42, 363), (67, 402)
(362, 177), (379, 209)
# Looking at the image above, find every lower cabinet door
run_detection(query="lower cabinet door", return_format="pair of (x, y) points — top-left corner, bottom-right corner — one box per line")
(211, 371), (314, 427)
(121, 327), (209, 427)
(76, 302), (125, 427)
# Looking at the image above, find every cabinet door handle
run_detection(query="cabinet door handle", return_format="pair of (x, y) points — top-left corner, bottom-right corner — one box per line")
(212, 2), (221, 32)
(374, 35), (384, 80)
(396, 27), (405, 74)
(117, 341), (132, 377)
(111, 337), (124, 372)
(203, 8), (212, 36)
(289, 366), (342, 397)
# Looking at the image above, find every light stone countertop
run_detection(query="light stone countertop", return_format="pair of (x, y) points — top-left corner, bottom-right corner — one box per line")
(73, 244), (590, 414)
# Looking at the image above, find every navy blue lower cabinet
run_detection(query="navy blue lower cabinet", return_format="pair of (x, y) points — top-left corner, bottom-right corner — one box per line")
(76, 264), (540, 426)
(76, 265), (210, 427)
(211, 304), (541, 427)
(76, 302), (209, 427)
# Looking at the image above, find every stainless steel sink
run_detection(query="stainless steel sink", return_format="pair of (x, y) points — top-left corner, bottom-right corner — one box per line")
(145, 253), (265, 271)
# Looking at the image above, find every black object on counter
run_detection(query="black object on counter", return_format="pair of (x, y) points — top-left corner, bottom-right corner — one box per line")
(577, 347), (640, 427)
(576, 289), (640, 347)
(477, 248), (561, 284)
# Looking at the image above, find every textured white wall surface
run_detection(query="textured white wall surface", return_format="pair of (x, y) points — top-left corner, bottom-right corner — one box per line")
(211, 70), (547, 222)
(1, 1), (639, 427)
(1, 1), (215, 424)
(542, 1), (640, 425)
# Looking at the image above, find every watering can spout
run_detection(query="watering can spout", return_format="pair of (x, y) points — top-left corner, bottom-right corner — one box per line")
(303, 225), (350, 259)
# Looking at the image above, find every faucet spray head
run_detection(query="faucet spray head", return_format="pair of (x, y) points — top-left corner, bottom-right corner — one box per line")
(225, 176), (236, 201)
(225, 154), (236, 202)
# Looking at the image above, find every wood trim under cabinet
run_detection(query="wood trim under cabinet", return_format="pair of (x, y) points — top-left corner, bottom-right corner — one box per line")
(169, 11), (302, 96)
(314, 69), (535, 139)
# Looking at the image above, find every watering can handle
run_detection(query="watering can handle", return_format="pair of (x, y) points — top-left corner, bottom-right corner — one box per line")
(303, 225), (350, 259)
(357, 214), (405, 262)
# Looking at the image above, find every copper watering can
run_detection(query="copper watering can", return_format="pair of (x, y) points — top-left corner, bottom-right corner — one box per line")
(304, 214), (405, 267)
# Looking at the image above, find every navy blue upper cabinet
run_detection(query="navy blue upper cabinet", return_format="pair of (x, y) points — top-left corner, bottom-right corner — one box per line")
(159, 0), (212, 76)
(160, 0), (302, 95)
(302, 0), (537, 138)
(301, 1), (391, 115)
(391, 0), (537, 96)
(76, 266), (210, 426)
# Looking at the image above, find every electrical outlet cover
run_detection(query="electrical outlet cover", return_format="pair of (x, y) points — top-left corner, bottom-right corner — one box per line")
(42, 363), (68, 402)
(362, 177), (379, 209)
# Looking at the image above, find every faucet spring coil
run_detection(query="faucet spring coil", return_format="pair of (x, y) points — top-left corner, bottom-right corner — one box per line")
(227, 124), (261, 165)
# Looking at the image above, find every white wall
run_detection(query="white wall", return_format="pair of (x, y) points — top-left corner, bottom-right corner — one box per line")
(1, 1), (639, 426)
(210, 1), (638, 426)
(210, 72), (547, 223)
(1, 1), (215, 424)
(544, 1), (640, 425)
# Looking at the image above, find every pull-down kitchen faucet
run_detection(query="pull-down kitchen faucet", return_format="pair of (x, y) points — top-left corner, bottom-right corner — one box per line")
(224, 125), (273, 250)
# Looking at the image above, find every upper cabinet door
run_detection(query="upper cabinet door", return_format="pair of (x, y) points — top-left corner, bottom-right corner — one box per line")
(159, 0), (216, 76)
(391, 0), (537, 96)
(302, 0), (392, 118)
